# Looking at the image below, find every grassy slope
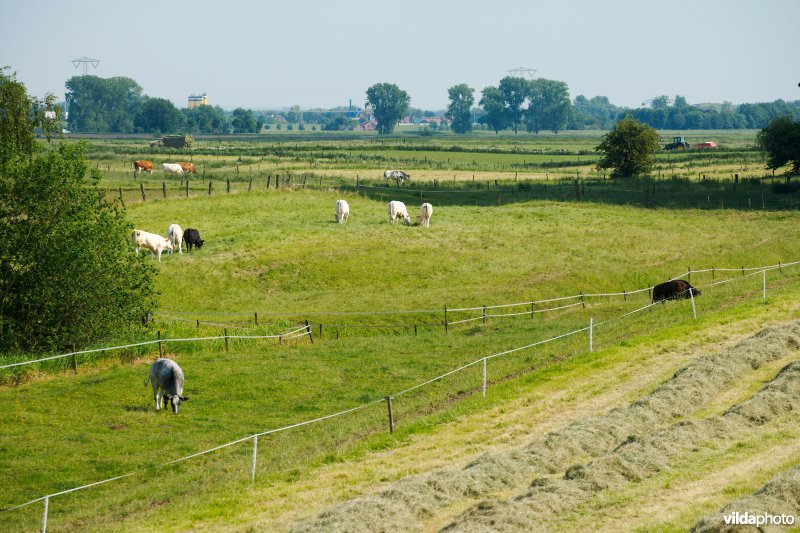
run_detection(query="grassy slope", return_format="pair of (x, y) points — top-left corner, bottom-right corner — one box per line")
(3, 167), (800, 529)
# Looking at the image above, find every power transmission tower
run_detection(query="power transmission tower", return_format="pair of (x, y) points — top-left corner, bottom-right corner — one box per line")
(72, 57), (100, 75)
(507, 67), (537, 79)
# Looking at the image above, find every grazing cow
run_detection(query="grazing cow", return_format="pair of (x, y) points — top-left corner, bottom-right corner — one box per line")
(183, 228), (204, 252)
(384, 170), (410, 187)
(146, 358), (187, 414)
(652, 279), (702, 302)
(133, 160), (153, 175)
(162, 163), (184, 175)
(131, 229), (174, 262)
(387, 200), (411, 225)
(335, 199), (350, 224)
(167, 224), (184, 254)
(417, 203), (433, 228)
(177, 162), (197, 174)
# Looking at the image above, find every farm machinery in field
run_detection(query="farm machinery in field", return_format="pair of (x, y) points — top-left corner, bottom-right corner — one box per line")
(664, 136), (691, 150)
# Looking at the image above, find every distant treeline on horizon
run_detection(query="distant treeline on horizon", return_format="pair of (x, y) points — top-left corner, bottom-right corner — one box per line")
(58, 74), (800, 135)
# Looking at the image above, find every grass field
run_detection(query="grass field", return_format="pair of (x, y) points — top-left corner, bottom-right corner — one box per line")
(3, 130), (800, 531)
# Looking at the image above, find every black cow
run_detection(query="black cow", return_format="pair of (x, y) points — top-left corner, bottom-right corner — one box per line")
(182, 228), (204, 252)
(652, 279), (701, 302)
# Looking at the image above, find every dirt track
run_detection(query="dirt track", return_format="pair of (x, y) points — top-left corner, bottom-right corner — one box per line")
(292, 322), (800, 532)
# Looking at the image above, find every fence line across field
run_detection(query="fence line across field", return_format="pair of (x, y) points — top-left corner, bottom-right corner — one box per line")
(153, 259), (800, 331)
(0, 261), (788, 530)
(0, 325), (311, 371)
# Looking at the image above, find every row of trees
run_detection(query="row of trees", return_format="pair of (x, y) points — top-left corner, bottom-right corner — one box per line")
(62, 73), (800, 135)
(65, 76), (261, 134)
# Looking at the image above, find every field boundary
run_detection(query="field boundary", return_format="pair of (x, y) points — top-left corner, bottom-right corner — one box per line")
(2, 260), (794, 529)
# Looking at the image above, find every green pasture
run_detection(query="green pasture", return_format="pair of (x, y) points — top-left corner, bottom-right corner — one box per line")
(3, 130), (800, 530)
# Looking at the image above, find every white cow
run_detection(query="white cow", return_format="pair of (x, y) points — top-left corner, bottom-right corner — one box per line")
(132, 229), (174, 262)
(417, 203), (433, 228)
(335, 199), (350, 224)
(167, 224), (184, 254)
(145, 358), (187, 413)
(162, 163), (184, 174)
(387, 201), (411, 225)
(384, 170), (410, 187)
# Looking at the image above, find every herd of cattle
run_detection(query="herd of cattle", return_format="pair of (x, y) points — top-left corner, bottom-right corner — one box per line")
(132, 224), (204, 262)
(133, 160), (196, 175)
(335, 199), (433, 227)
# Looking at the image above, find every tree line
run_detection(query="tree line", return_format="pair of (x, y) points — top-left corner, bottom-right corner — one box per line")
(62, 74), (800, 135)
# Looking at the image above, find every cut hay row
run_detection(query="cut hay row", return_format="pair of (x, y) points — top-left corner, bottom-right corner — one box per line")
(292, 321), (800, 531)
(692, 464), (800, 531)
(440, 360), (800, 532)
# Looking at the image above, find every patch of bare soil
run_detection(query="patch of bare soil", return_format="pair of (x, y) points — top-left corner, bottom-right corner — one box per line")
(291, 322), (800, 532)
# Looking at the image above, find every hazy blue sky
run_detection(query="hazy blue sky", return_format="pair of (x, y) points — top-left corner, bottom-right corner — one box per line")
(2, 0), (799, 111)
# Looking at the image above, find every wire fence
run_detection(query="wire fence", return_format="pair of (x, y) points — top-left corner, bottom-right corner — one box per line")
(2, 258), (798, 530)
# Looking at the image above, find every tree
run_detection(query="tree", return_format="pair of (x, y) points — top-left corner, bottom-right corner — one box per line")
(445, 83), (474, 134)
(183, 105), (229, 134)
(65, 75), (143, 133)
(230, 108), (258, 133)
(479, 86), (507, 134)
(498, 76), (529, 134)
(526, 79), (572, 133)
(286, 104), (303, 124)
(757, 116), (800, 175)
(0, 71), (156, 352)
(365, 83), (410, 134)
(595, 116), (660, 178)
(135, 97), (183, 133)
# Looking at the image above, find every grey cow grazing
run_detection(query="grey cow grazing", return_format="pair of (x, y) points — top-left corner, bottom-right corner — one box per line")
(146, 358), (188, 413)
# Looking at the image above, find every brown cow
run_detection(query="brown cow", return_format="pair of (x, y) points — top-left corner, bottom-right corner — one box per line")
(177, 162), (197, 174)
(133, 160), (153, 175)
(652, 279), (701, 302)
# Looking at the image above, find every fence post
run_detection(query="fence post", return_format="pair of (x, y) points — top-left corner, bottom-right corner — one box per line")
(185, 181), (189, 198)
(157, 330), (163, 357)
(589, 317), (593, 352)
(227, 179), (231, 193)
(140, 182), (146, 202)
(254, 312), (258, 326)
(162, 182), (167, 199)
(580, 292), (586, 308)
(251, 435), (258, 481)
(72, 352), (78, 374)
(386, 396), (394, 433)
(42, 495), (49, 533)
(763, 270), (767, 302)
(444, 305), (448, 333)
(689, 288), (697, 319)
(248, 177), (253, 192)
(224, 328), (229, 352)
(319, 323), (323, 339)
(531, 301), (535, 319)
(482, 358), (487, 397)
(482, 305), (487, 324)
(414, 324), (417, 336)
(208, 181), (212, 195)
(687, 266), (691, 283)
(306, 320), (314, 344)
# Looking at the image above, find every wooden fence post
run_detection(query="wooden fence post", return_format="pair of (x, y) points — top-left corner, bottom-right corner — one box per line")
(140, 182), (146, 202)
(185, 181), (189, 198)
(306, 320), (314, 344)
(254, 312), (258, 326)
(162, 182), (167, 199)
(386, 396), (394, 433)
(227, 179), (231, 193)
(224, 328), (229, 352)
(208, 181), (212, 195)
(444, 305), (448, 333)
(157, 330), (163, 357)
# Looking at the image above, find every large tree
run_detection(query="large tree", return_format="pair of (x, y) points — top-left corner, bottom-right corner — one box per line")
(498, 76), (529, 134)
(65, 75), (143, 133)
(525, 79), (572, 134)
(135, 97), (183, 133)
(757, 116), (800, 175)
(595, 116), (660, 178)
(365, 83), (410, 134)
(183, 105), (229, 134)
(445, 83), (474, 134)
(479, 86), (507, 134)
(0, 70), (156, 352)
(230, 107), (258, 133)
